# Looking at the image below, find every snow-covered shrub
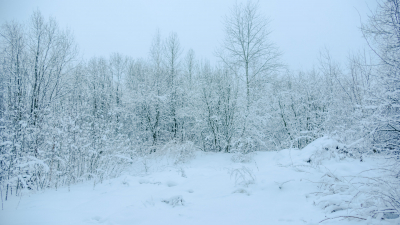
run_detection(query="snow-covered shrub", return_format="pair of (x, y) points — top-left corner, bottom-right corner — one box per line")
(162, 195), (185, 207)
(286, 137), (343, 167)
(133, 141), (196, 174)
(229, 166), (256, 187)
(296, 138), (399, 220)
(155, 141), (196, 165)
(231, 152), (253, 163)
(353, 167), (400, 219)
(230, 137), (259, 163)
(309, 160), (400, 220)
(173, 142), (196, 165)
(231, 137), (259, 154)
(310, 169), (353, 213)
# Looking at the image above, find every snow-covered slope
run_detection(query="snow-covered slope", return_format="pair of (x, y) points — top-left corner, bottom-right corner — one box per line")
(1, 138), (398, 225)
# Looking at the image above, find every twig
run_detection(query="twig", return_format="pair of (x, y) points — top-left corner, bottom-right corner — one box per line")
(319, 216), (366, 223)
(302, 178), (325, 184)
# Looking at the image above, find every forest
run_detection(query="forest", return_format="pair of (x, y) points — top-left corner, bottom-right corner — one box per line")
(0, 0), (399, 223)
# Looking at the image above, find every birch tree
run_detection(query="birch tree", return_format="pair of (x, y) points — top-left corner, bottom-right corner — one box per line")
(217, 0), (281, 110)
(215, 1), (282, 151)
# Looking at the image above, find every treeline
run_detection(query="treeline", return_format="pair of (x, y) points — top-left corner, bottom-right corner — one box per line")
(1, 0), (399, 202)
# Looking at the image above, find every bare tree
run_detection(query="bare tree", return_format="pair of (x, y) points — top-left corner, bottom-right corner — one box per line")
(362, 0), (400, 68)
(164, 32), (183, 139)
(0, 20), (28, 201)
(362, 0), (400, 154)
(183, 48), (196, 87)
(199, 62), (238, 152)
(149, 29), (164, 95)
(217, 0), (281, 110)
(109, 52), (127, 107)
(28, 10), (77, 127)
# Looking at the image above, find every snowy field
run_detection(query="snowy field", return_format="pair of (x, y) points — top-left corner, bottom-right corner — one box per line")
(1, 138), (399, 225)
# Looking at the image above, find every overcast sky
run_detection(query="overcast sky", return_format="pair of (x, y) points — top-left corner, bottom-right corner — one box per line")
(0, 0), (377, 71)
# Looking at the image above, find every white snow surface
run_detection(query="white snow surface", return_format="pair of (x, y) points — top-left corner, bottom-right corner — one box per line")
(1, 137), (398, 225)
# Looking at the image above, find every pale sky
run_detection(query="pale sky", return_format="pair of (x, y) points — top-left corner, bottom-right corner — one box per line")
(0, 0), (377, 71)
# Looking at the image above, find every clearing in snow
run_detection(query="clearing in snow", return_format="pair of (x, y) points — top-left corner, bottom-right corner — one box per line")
(1, 138), (398, 225)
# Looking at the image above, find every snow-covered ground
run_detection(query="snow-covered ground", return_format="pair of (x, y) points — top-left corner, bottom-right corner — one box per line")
(1, 137), (399, 225)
